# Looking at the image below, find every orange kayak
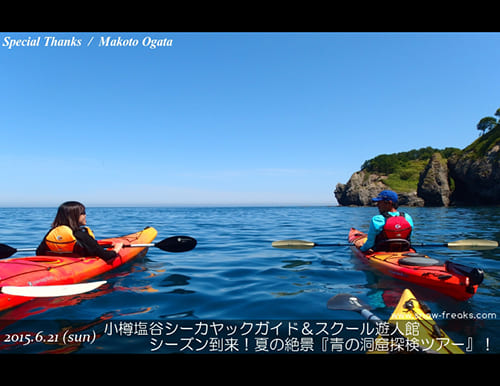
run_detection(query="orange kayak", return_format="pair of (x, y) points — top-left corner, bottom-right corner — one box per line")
(0, 227), (157, 312)
(348, 228), (483, 301)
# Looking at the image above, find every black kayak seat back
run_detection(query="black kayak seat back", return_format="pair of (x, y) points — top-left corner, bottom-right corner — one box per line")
(375, 238), (411, 252)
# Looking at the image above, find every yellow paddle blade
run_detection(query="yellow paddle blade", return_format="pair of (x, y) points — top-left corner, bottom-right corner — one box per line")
(447, 239), (498, 250)
(271, 240), (316, 249)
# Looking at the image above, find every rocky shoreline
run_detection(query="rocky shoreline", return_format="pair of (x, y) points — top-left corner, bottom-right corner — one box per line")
(335, 126), (500, 207)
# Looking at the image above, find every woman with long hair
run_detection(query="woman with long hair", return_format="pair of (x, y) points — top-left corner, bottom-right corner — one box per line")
(36, 201), (123, 261)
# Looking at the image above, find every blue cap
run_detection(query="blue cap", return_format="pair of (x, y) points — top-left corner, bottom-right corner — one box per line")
(372, 190), (398, 203)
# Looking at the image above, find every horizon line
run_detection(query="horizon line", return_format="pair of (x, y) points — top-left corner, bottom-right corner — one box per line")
(0, 202), (338, 208)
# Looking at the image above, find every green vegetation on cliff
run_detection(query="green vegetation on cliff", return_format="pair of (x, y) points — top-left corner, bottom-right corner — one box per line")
(464, 124), (500, 160)
(469, 107), (500, 159)
(360, 147), (460, 193)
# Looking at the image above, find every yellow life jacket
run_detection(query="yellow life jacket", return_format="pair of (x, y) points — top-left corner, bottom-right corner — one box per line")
(45, 226), (95, 253)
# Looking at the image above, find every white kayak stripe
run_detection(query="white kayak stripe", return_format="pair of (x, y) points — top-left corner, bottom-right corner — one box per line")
(0, 280), (107, 297)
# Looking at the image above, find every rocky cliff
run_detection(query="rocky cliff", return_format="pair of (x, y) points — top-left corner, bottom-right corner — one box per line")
(335, 126), (500, 206)
(417, 153), (451, 206)
(448, 127), (500, 205)
(334, 171), (424, 206)
(334, 171), (390, 206)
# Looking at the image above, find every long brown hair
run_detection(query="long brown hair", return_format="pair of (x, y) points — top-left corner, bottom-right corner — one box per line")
(51, 201), (86, 232)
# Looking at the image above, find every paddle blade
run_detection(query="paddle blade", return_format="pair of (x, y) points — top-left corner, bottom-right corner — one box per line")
(1, 280), (107, 297)
(0, 243), (18, 259)
(327, 293), (370, 312)
(156, 236), (197, 253)
(0, 244), (17, 259)
(272, 240), (316, 249)
(447, 239), (498, 250)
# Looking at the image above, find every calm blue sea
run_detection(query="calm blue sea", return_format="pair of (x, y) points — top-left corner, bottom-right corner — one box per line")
(0, 206), (498, 354)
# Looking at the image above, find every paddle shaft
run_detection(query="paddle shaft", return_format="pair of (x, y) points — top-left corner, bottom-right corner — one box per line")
(3, 243), (151, 255)
(272, 238), (497, 250)
(314, 243), (351, 247)
(0, 235), (196, 259)
(412, 242), (458, 247)
(98, 242), (155, 249)
(360, 309), (382, 323)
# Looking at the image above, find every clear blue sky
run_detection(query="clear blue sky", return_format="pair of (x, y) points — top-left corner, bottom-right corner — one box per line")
(1, 32), (499, 206)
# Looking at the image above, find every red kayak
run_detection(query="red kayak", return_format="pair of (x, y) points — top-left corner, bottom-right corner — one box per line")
(348, 228), (483, 301)
(0, 227), (157, 313)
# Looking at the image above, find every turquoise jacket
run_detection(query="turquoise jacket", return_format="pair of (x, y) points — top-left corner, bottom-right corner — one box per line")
(360, 211), (414, 252)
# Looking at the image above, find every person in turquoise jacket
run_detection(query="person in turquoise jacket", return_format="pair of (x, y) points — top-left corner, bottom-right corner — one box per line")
(359, 190), (414, 252)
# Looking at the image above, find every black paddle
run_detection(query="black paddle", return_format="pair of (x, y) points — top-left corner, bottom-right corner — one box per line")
(99, 235), (197, 253)
(0, 235), (197, 259)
